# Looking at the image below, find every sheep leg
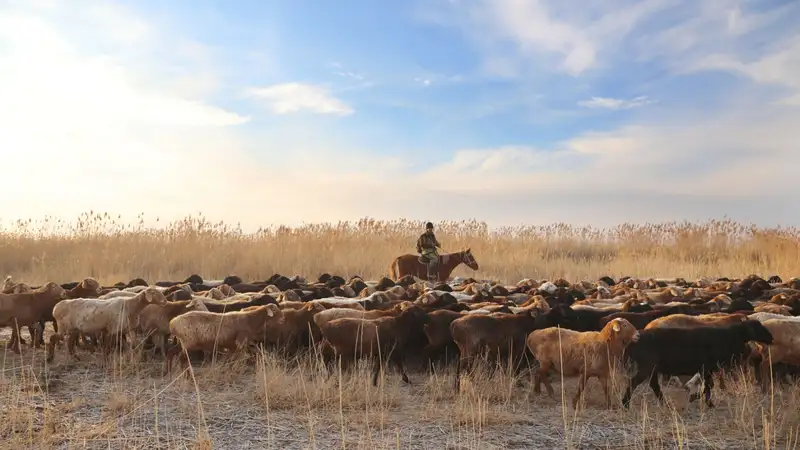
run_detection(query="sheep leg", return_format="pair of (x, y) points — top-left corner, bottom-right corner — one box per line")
(27, 324), (39, 348)
(8, 327), (22, 354)
(647, 371), (665, 404)
(572, 373), (589, 409)
(372, 358), (383, 386)
(702, 372), (715, 407)
(601, 376), (611, 409)
(67, 331), (81, 361)
(717, 369), (727, 391)
(163, 343), (183, 376)
(157, 334), (168, 359)
(46, 334), (62, 363)
(36, 320), (47, 346)
(420, 344), (439, 373)
(622, 371), (650, 408)
(759, 358), (773, 394)
(536, 361), (555, 397)
(455, 356), (472, 392)
(391, 352), (410, 384)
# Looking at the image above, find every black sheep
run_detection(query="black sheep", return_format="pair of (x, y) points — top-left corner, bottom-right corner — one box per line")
(621, 320), (773, 408)
(599, 304), (695, 330)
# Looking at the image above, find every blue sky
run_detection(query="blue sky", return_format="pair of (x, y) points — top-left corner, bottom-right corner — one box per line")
(1, 0), (799, 230)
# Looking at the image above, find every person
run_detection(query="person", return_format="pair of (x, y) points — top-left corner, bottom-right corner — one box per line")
(416, 222), (442, 282)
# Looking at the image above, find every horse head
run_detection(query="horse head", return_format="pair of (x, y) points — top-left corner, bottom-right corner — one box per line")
(460, 248), (479, 271)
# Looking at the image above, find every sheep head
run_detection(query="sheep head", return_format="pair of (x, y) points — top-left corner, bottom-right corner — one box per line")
(263, 303), (282, 319)
(606, 318), (640, 344)
(143, 287), (168, 306)
(185, 297), (207, 311)
(39, 282), (67, 299)
(80, 277), (101, 294)
(2, 276), (14, 292)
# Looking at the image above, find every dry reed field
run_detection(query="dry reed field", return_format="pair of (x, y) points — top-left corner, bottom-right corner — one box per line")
(2, 212), (800, 449)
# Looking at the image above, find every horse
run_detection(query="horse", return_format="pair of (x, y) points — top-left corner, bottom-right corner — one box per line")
(389, 248), (479, 282)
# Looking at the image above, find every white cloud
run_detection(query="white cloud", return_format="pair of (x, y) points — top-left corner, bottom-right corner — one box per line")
(245, 83), (354, 116)
(578, 96), (656, 110)
(687, 36), (800, 104)
(3, 0), (800, 233)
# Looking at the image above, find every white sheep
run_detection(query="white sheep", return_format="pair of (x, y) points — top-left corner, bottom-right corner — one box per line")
(47, 286), (168, 362)
(164, 303), (284, 375)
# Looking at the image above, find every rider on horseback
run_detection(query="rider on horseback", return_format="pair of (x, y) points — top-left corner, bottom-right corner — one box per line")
(416, 222), (441, 282)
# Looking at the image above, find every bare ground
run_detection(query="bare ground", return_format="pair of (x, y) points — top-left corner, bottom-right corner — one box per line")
(1, 325), (798, 450)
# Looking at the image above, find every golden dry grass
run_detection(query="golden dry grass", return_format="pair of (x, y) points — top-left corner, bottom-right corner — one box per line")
(1, 212), (800, 449)
(2, 212), (799, 284)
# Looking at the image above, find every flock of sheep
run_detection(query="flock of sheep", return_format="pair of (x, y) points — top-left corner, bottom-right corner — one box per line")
(1, 272), (799, 410)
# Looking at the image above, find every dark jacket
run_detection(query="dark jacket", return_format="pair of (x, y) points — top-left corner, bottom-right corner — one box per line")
(416, 231), (441, 255)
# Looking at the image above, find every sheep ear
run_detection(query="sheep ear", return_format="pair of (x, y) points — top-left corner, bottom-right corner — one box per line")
(612, 321), (620, 332)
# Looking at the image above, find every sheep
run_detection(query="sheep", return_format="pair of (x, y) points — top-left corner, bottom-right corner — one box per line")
(137, 296), (209, 358)
(598, 304), (696, 330)
(65, 277), (102, 299)
(0, 282), (67, 352)
(748, 312), (800, 323)
(312, 304), (405, 330)
(751, 318), (800, 392)
(621, 320), (774, 408)
(308, 297), (365, 311)
(753, 303), (793, 315)
(47, 286), (169, 362)
(450, 304), (578, 390)
(645, 313), (748, 330)
(101, 290), (138, 299)
(2, 276), (14, 292)
(200, 294), (278, 314)
(527, 317), (640, 408)
(274, 302), (327, 352)
(318, 304), (431, 386)
(2, 276), (31, 294)
(164, 303), (285, 375)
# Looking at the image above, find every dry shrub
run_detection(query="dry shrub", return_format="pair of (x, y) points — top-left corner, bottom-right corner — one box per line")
(1, 212), (798, 284)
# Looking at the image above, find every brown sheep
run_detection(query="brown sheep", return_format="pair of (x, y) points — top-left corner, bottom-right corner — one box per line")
(164, 303), (285, 375)
(0, 282), (66, 352)
(65, 277), (102, 299)
(644, 313), (747, 330)
(138, 296), (209, 358)
(450, 309), (541, 390)
(275, 302), (327, 352)
(527, 317), (640, 408)
(318, 304), (431, 386)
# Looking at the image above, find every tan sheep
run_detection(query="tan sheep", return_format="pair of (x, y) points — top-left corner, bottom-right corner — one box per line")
(527, 317), (640, 408)
(164, 303), (284, 375)
(138, 296), (209, 358)
(752, 318), (800, 393)
(312, 303), (405, 329)
(47, 286), (168, 362)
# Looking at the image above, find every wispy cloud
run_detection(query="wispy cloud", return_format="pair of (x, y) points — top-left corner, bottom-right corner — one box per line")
(578, 96), (656, 110)
(245, 83), (354, 116)
(3, 0), (800, 230)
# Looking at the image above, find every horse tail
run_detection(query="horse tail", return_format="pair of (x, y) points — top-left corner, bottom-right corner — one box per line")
(389, 257), (399, 281)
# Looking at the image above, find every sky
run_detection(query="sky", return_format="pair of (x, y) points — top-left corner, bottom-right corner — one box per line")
(1, 0), (799, 231)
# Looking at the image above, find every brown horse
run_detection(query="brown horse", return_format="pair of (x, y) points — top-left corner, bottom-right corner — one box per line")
(389, 249), (479, 282)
